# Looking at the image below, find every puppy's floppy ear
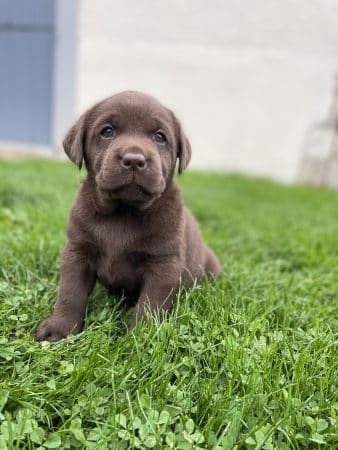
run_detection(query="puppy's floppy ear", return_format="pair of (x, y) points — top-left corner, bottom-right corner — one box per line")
(175, 117), (192, 174)
(62, 113), (87, 169)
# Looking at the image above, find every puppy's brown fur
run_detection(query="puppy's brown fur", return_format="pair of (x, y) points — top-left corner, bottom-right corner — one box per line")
(36, 91), (221, 342)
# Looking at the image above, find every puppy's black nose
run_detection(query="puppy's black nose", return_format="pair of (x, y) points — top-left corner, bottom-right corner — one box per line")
(121, 153), (147, 170)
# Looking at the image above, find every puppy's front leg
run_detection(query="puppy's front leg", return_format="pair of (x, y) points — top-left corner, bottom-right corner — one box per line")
(36, 242), (96, 342)
(129, 261), (181, 328)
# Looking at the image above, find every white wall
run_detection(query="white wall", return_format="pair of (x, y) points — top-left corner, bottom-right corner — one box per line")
(74, 0), (338, 182)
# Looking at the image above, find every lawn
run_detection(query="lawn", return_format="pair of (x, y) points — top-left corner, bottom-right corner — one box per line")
(0, 159), (337, 449)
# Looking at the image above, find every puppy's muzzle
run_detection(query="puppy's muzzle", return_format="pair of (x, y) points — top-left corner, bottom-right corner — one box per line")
(121, 153), (147, 171)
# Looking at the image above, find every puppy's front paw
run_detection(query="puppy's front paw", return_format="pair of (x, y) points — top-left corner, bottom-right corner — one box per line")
(36, 315), (82, 342)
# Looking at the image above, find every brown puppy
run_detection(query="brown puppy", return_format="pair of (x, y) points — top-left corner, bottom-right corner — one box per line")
(36, 91), (221, 342)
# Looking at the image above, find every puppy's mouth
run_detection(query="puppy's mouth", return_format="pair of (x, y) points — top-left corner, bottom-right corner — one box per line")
(96, 175), (165, 205)
(111, 183), (153, 203)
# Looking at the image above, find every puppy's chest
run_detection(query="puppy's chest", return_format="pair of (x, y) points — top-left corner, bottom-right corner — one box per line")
(92, 217), (153, 284)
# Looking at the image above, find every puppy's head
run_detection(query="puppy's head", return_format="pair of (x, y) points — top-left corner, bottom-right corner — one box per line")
(63, 91), (191, 208)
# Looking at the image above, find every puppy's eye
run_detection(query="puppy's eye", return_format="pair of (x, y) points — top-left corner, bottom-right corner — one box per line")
(100, 126), (115, 138)
(153, 130), (167, 144)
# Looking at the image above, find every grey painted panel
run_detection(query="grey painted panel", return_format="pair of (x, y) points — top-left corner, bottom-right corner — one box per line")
(52, 0), (78, 148)
(0, 0), (54, 27)
(0, 1), (54, 145)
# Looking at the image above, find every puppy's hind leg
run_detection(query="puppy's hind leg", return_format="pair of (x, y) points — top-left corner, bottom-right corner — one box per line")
(204, 247), (222, 278)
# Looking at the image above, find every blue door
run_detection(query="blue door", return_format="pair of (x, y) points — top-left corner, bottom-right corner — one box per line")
(0, 0), (54, 146)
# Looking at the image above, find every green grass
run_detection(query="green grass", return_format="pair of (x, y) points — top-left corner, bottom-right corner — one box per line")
(0, 159), (337, 450)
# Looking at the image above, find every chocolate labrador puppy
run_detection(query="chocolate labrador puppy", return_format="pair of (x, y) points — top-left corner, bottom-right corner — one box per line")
(36, 91), (221, 342)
